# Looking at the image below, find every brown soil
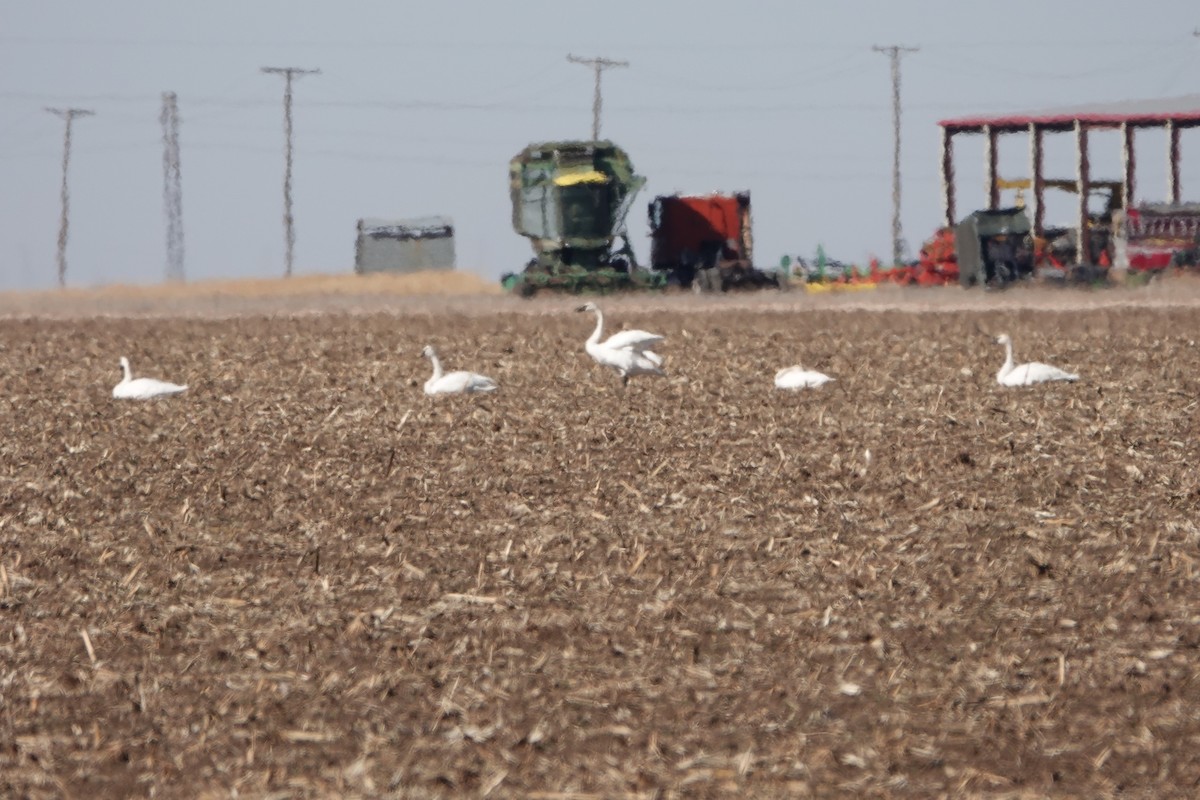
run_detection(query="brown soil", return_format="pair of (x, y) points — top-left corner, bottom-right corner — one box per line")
(2, 300), (1199, 798)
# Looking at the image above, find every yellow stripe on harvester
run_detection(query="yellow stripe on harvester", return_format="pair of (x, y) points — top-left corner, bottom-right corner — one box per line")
(553, 170), (609, 186)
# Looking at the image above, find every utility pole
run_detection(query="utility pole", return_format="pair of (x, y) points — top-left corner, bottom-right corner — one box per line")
(45, 107), (94, 289)
(873, 45), (919, 266)
(261, 66), (320, 278)
(567, 54), (628, 141)
(160, 91), (185, 283)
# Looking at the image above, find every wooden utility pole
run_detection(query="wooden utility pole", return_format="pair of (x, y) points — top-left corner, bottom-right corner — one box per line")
(161, 91), (185, 282)
(873, 45), (919, 265)
(261, 66), (320, 277)
(567, 54), (628, 141)
(46, 107), (94, 288)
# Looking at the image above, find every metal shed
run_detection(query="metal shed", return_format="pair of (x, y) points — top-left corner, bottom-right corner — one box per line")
(354, 216), (456, 274)
(938, 95), (1200, 264)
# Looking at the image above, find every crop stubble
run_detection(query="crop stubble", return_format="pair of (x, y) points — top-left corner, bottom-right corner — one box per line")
(1, 304), (1199, 798)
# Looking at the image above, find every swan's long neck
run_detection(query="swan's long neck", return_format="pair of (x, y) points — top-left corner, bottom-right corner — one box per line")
(999, 340), (1015, 376)
(120, 360), (132, 382)
(427, 353), (443, 380)
(587, 308), (604, 346)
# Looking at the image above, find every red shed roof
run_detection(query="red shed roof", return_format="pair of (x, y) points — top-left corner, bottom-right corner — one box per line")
(940, 94), (1200, 134)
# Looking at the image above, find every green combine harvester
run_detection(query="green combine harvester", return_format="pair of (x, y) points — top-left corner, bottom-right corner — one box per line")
(502, 140), (666, 296)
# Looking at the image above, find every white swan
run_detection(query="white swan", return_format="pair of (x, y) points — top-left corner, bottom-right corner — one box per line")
(994, 333), (1078, 387)
(112, 356), (188, 399)
(774, 365), (834, 390)
(576, 301), (666, 385)
(421, 345), (498, 395)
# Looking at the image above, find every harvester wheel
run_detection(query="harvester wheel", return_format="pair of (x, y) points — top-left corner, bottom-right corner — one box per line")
(516, 281), (538, 298)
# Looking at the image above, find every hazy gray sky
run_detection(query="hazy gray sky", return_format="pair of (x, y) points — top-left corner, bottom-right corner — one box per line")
(2, 1), (1198, 291)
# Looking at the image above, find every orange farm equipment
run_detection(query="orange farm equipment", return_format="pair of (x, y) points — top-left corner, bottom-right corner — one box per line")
(874, 228), (959, 286)
(915, 226), (959, 285)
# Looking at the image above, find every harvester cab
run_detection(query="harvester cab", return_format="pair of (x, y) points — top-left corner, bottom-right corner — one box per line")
(503, 140), (656, 296)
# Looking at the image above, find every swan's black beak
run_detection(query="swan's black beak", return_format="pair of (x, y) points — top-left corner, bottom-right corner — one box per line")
(575, 305), (588, 312)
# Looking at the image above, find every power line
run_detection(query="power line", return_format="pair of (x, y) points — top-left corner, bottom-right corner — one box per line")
(45, 107), (94, 288)
(161, 91), (185, 283)
(0, 92), (1052, 112)
(873, 44), (918, 266)
(261, 66), (320, 278)
(567, 54), (628, 141)
(0, 94), (1074, 115)
(0, 90), (1036, 115)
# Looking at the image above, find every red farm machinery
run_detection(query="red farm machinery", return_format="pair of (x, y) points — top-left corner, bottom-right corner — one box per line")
(647, 191), (779, 291)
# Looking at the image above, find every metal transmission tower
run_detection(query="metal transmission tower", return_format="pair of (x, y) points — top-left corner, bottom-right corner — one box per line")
(261, 66), (321, 277)
(873, 44), (919, 265)
(160, 92), (185, 282)
(45, 107), (94, 288)
(567, 54), (629, 141)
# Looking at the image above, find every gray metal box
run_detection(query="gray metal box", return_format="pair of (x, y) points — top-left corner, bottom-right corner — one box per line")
(355, 216), (456, 274)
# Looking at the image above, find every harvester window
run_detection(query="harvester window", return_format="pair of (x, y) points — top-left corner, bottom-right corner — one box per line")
(561, 184), (612, 239)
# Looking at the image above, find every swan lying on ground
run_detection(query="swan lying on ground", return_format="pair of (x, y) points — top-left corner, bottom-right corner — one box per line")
(774, 365), (834, 390)
(576, 301), (666, 385)
(112, 356), (188, 399)
(994, 333), (1078, 386)
(421, 345), (498, 395)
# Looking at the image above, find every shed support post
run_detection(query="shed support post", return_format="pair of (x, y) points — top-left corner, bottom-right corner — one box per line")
(1029, 123), (1044, 237)
(1121, 121), (1136, 210)
(941, 126), (955, 228)
(984, 124), (999, 210)
(1075, 121), (1090, 266)
(1167, 120), (1181, 205)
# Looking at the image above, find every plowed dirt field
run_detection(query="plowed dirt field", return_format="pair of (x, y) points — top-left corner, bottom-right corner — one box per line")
(3, 300), (1200, 798)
